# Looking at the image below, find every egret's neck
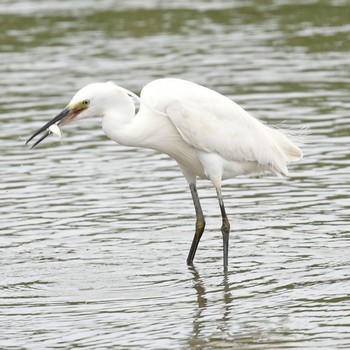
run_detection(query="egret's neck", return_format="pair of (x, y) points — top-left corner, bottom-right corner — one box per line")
(101, 93), (139, 147)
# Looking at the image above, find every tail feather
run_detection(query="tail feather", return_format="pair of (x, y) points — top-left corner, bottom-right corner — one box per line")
(267, 127), (303, 177)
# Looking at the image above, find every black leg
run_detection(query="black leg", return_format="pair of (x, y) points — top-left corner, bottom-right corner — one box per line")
(216, 188), (230, 272)
(187, 183), (206, 265)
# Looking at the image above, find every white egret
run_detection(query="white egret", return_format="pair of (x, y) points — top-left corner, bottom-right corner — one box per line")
(26, 78), (302, 271)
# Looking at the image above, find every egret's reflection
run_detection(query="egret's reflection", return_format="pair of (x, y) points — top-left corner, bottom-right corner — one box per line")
(188, 264), (207, 347)
(189, 265), (208, 309)
(219, 271), (234, 332)
(188, 265), (233, 347)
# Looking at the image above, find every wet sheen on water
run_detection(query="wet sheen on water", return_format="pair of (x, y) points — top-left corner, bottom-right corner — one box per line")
(1, 0), (349, 349)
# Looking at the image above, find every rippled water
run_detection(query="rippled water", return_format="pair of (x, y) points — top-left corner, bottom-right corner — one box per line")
(1, 0), (350, 349)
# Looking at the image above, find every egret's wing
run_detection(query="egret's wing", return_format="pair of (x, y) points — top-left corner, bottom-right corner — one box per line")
(166, 100), (302, 175)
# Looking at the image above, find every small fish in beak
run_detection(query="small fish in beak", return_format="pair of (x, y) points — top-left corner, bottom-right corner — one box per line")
(48, 124), (63, 140)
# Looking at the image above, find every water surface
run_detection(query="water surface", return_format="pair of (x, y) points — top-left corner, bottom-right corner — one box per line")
(1, 1), (349, 349)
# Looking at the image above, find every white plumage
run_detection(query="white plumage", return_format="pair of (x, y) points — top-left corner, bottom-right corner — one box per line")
(143, 79), (301, 178)
(26, 78), (303, 270)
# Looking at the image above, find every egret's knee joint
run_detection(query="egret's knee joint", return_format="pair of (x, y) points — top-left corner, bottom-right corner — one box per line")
(221, 217), (230, 235)
(195, 219), (206, 236)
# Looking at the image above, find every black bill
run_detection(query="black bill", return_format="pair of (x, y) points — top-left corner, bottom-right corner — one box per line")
(25, 106), (70, 149)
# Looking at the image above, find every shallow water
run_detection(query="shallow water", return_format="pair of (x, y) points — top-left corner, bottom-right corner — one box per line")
(1, 0), (350, 349)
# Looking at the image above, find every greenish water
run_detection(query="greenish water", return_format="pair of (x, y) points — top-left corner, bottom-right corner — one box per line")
(1, 1), (349, 349)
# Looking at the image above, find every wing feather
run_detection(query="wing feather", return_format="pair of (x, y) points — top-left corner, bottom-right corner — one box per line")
(166, 99), (302, 176)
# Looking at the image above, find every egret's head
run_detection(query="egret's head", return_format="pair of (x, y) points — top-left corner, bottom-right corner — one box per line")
(26, 82), (130, 148)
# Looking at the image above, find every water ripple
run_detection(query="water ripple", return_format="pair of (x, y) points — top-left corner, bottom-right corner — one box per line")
(1, 0), (350, 349)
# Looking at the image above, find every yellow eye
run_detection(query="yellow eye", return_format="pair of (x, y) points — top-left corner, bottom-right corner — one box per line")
(82, 100), (90, 107)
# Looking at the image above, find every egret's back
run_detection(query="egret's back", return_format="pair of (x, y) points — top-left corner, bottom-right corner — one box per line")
(140, 78), (302, 177)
